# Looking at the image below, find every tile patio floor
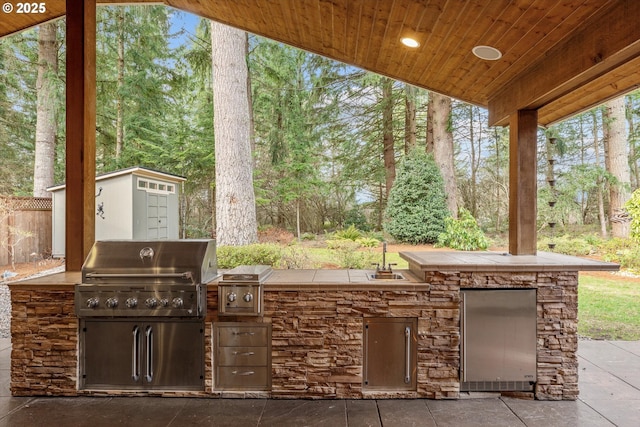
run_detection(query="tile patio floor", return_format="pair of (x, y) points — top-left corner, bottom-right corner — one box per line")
(0, 338), (638, 426)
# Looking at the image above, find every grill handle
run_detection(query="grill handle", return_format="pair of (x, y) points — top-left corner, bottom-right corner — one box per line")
(85, 272), (193, 280)
(145, 326), (153, 383)
(132, 326), (140, 382)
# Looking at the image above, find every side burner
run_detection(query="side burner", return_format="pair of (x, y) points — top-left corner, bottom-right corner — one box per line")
(218, 265), (272, 316)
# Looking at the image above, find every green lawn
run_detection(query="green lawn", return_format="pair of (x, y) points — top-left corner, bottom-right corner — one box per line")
(578, 274), (640, 340)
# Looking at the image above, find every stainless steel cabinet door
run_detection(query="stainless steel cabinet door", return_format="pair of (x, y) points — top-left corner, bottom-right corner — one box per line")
(81, 320), (204, 390)
(81, 320), (141, 389)
(363, 317), (417, 390)
(146, 321), (204, 389)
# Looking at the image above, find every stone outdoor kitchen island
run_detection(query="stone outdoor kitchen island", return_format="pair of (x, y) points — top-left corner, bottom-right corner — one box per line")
(9, 251), (617, 400)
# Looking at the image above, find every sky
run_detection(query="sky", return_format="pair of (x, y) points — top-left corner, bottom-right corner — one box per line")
(168, 9), (200, 48)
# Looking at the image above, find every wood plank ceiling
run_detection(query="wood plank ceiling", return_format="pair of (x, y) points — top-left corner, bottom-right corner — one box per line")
(2, 0), (640, 126)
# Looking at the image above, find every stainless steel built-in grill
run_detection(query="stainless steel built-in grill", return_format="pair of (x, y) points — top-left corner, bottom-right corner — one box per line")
(76, 239), (217, 391)
(76, 239), (217, 318)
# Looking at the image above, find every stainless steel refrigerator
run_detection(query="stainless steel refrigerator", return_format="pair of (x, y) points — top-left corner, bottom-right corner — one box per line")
(460, 289), (537, 391)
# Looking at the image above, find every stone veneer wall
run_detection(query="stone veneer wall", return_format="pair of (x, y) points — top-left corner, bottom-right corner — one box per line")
(11, 287), (215, 398)
(10, 288), (78, 396)
(422, 270), (579, 401)
(10, 270), (578, 400)
(262, 288), (459, 399)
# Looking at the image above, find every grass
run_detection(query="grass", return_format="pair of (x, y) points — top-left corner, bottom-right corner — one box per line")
(578, 274), (640, 340)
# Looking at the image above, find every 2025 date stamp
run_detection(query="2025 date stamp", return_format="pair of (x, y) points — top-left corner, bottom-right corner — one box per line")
(3, 2), (47, 14)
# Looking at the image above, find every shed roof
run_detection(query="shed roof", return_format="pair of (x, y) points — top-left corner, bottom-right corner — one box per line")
(46, 166), (186, 192)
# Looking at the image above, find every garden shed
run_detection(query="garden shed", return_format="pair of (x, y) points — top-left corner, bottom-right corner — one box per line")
(48, 167), (185, 258)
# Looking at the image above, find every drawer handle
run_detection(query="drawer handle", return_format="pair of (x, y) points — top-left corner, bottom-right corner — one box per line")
(233, 351), (255, 356)
(231, 370), (255, 376)
(232, 332), (256, 336)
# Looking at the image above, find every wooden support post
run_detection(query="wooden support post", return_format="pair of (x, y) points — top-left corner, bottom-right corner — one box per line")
(65, 0), (96, 270)
(509, 110), (538, 255)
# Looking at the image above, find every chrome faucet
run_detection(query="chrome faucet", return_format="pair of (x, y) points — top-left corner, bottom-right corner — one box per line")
(372, 242), (396, 274)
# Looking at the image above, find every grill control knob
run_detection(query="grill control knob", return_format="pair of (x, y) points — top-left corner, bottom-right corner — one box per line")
(145, 298), (158, 308)
(105, 297), (118, 308)
(159, 298), (169, 307)
(227, 292), (237, 303)
(125, 297), (138, 308)
(243, 292), (253, 303)
(86, 297), (99, 309)
(171, 297), (184, 308)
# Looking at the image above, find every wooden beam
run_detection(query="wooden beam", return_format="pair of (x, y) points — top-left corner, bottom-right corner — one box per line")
(488, 0), (640, 126)
(509, 110), (537, 255)
(65, 0), (96, 271)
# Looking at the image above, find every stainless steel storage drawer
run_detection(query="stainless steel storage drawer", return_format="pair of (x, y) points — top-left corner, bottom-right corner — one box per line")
(217, 325), (269, 347)
(217, 367), (270, 388)
(218, 346), (269, 367)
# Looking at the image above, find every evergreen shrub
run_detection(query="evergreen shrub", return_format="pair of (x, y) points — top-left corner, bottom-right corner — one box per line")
(436, 208), (489, 250)
(217, 244), (282, 269)
(537, 235), (594, 256)
(383, 150), (450, 244)
(344, 207), (372, 232)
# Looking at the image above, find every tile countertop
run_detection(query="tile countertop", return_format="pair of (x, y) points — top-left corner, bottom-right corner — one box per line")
(7, 271), (80, 290)
(9, 250), (619, 291)
(261, 268), (429, 291)
(400, 251), (620, 272)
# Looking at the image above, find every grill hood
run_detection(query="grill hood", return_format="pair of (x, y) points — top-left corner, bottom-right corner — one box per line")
(81, 239), (217, 284)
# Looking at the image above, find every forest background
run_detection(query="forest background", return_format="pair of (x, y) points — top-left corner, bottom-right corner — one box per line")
(1, 6), (639, 263)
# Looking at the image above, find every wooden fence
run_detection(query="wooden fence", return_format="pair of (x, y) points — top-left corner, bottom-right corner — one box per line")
(0, 196), (52, 267)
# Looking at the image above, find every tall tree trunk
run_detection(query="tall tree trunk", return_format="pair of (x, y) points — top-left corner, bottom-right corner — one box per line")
(426, 91), (458, 217)
(627, 97), (639, 189)
(404, 83), (417, 154)
(382, 78), (395, 198)
(468, 106), (478, 217)
(211, 21), (258, 246)
(33, 22), (58, 198)
(115, 8), (125, 159)
(245, 33), (256, 159)
(592, 110), (608, 238)
(603, 97), (631, 238)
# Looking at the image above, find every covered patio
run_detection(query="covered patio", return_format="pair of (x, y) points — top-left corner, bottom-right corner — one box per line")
(0, 0), (636, 407)
(2, 0), (639, 265)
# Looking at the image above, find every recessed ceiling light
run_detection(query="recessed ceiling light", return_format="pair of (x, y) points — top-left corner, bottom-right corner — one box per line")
(401, 37), (420, 48)
(472, 45), (502, 60)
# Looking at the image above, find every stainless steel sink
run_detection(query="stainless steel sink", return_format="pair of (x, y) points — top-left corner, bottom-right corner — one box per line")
(368, 272), (405, 280)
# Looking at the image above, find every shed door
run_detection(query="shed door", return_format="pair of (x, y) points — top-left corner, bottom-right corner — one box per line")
(147, 193), (168, 239)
